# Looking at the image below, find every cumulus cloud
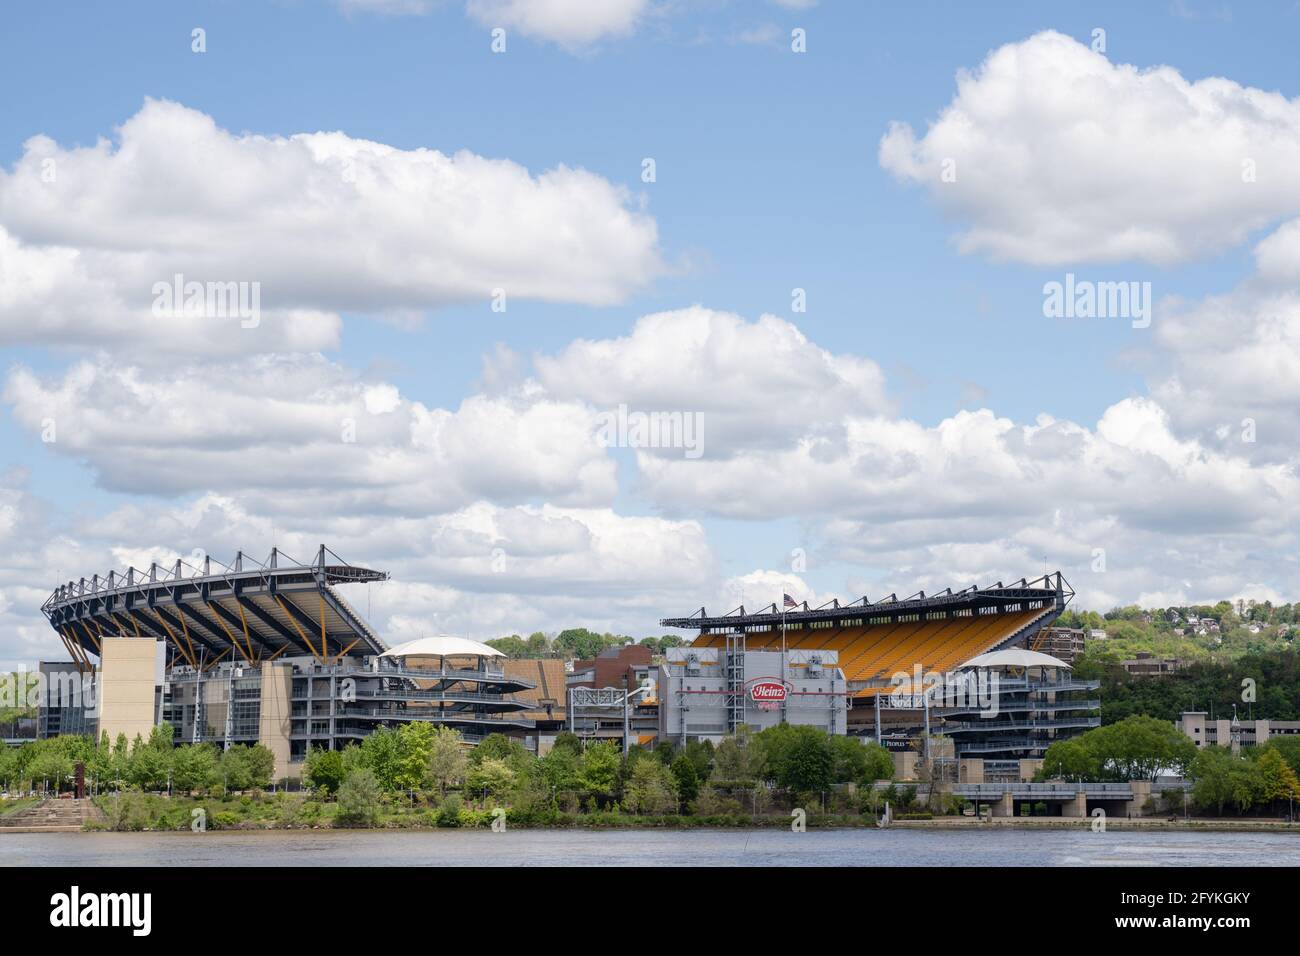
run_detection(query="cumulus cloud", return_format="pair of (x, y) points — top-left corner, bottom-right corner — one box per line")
(0, 226), (341, 355)
(0, 471), (97, 671)
(1137, 218), (1300, 459)
(879, 30), (1300, 265)
(10, 490), (715, 664)
(535, 306), (890, 455)
(3, 354), (617, 511)
(465, 0), (650, 48)
(636, 397), (1299, 533)
(0, 99), (662, 355)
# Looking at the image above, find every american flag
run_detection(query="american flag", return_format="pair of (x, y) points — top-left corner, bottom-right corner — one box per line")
(783, 593), (798, 609)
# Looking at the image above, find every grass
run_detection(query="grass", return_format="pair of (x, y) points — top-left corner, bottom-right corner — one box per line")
(0, 796), (39, 818)
(82, 791), (890, 831)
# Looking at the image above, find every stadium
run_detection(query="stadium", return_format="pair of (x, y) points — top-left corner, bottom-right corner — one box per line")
(40, 547), (1097, 786)
(658, 572), (1101, 781)
(40, 546), (536, 778)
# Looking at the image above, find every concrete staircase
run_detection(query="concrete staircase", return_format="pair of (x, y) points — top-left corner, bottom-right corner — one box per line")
(0, 798), (104, 831)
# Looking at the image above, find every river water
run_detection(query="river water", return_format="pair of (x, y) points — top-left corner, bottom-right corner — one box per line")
(3, 827), (1298, 866)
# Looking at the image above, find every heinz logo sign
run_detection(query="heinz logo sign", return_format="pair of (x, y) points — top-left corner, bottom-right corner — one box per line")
(749, 680), (788, 702)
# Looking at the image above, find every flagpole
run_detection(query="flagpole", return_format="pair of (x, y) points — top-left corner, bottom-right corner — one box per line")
(781, 599), (787, 724)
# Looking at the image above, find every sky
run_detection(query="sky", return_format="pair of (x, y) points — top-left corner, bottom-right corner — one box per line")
(3, 0), (1300, 669)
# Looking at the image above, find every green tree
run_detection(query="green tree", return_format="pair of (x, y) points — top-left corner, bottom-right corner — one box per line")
(27, 750), (74, 792)
(1042, 737), (1103, 782)
(304, 747), (346, 794)
(623, 758), (679, 815)
(1256, 747), (1300, 811)
(712, 732), (762, 786)
(358, 726), (403, 791)
(128, 739), (171, 791)
(243, 744), (275, 790)
(669, 754), (699, 809)
(578, 741), (620, 804)
(472, 733), (531, 769)
(1044, 716), (1196, 782)
(1262, 736), (1300, 777)
(466, 757), (516, 798)
(540, 744), (582, 797)
(393, 722), (436, 793)
(426, 727), (468, 795)
(1189, 747), (1237, 814)
(754, 724), (833, 792)
(337, 769), (382, 826)
(550, 732), (583, 757)
(171, 744), (219, 793)
(218, 744), (273, 791)
(485, 635), (528, 658)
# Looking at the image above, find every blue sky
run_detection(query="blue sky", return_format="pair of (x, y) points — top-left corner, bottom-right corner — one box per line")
(3, 0), (1300, 667)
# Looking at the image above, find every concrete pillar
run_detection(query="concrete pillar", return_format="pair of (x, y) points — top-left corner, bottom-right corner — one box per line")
(1061, 792), (1087, 817)
(258, 662), (297, 782)
(99, 637), (163, 746)
(1128, 780), (1153, 817)
(990, 792), (1014, 818)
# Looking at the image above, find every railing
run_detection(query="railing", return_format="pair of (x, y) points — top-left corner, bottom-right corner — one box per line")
(954, 739), (1052, 755)
(335, 663), (533, 689)
(942, 716), (1102, 733)
(954, 782), (1134, 796)
(977, 678), (1101, 694)
(937, 700), (1100, 717)
(326, 708), (535, 727)
(349, 687), (518, 704)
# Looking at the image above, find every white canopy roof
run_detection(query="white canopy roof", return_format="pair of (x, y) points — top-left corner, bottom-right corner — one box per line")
(378, 635), (504, 659)
(960, 648), (1070, 670)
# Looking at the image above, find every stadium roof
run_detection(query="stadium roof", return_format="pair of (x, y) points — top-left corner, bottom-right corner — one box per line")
(960, 648), (1070, 670)
(42, 545), (389, 671)
(660, 572), (1072, 632)
(379, 635), (503, 659)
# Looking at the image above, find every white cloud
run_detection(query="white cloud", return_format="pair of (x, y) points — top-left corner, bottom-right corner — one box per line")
(6, 489), (716, 664)
(534, 306), (890, 455)
(465, 0), (649, 48)
(0, 226), (342, 355)
(879, 30), (1300, 265)
(3, 354), (617, 510)
(0, 100), (662, 356)
(0, 471), (98, 671)
(1144, 220), (1300, 459)
(718, 569), (827, 615)
(635, 397), (1299, 534)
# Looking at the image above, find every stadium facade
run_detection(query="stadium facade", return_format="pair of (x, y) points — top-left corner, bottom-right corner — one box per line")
(40, 547), (536, 778)
(39, 549), (1097, 784)
(661, 573), (1099, 778)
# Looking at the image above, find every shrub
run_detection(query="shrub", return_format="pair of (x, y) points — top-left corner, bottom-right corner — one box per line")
(336, 769), (382, 827)
(435, 793), (463, 827)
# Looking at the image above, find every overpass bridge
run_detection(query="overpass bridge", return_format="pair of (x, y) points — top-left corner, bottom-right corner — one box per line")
(952, 781), (1170, 818)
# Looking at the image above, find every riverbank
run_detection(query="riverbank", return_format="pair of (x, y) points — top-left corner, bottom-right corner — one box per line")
(7, 794), (1295, 834)
(10, 797), (1296, 834)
